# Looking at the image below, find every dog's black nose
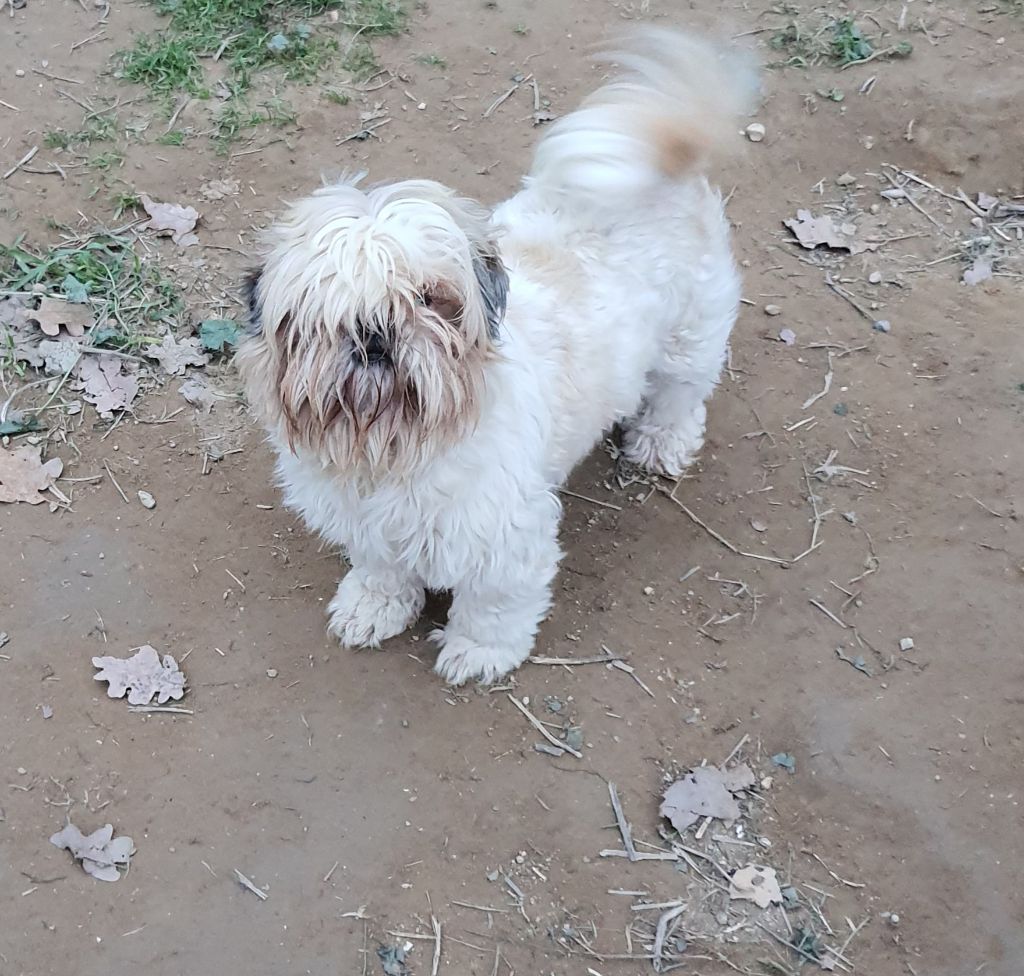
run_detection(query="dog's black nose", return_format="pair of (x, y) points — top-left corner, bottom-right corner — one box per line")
(362, 332), (388, 364)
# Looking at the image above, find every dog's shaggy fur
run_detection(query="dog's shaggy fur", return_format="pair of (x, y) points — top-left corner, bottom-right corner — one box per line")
(238, 29), (756, 684)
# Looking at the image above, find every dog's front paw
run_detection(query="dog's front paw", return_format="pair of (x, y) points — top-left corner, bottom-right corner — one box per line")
(326, 571), (424, 648)
(430, 631), (530, 685)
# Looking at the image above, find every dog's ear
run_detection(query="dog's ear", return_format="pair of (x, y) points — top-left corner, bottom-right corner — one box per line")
(241, 267), (264, 335)
(473, 249), (509, 340)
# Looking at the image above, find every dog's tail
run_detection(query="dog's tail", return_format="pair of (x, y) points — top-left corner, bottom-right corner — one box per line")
(527, 28), (757, 213)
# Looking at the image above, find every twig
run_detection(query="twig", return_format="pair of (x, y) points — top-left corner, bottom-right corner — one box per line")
(600, 849), (678, 862)
(32, 67), (84, 85)
(608, 782), (638, 862)
(3, 145), (39, 180)
(967, 494), (1004, 518)
(0, 99), (22, 112)
(559, 488), (622, 511)
(657, 486), (789, 565)
(451, 901), (508, 914)
(823, 274), (874, 322)
(430, 915), (442, 976)
(755, 922), (826, 967)
(506, 694), (582, 758)
(608, 656), (656, 698)
(103, 460), (130, 504)
(233, 869), (268, 900)
(802, 351), (834, 410)
(652, 904), (687, 973)
(128, 705), (194, 714)
(338, 117), (391, 144)
(809, 599), (848, 630)
(483, 74), (532, 117)
(528, 652), (623, 666)
(722, 732), (750, 766)
(809, 851), (866, 888)
(70, 29), (107, 52)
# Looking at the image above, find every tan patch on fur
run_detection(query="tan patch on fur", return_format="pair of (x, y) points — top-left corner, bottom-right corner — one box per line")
(649, 114), (709, 178)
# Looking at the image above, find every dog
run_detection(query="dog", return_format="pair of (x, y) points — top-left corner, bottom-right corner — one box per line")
(237, 28), (755, 684)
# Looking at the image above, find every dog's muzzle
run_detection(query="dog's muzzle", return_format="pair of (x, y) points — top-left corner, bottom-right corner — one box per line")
(358, 332), (390, 365)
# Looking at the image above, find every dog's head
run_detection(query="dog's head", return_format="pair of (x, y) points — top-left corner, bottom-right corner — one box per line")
(237, 177), (509, 477)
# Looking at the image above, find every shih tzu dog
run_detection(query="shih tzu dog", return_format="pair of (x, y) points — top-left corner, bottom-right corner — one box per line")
(238, 28), (755, 684)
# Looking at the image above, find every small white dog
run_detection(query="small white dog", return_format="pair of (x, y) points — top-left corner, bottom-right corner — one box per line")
(238, 29), (755, 684)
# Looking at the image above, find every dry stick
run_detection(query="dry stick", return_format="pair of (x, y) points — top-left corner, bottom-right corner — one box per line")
(507, 694), (582, 758)
(658, 487), (788, 566)
(802, 351), (834, 410)
(722, 732), (750, 767)
(70, 29), (107, 52)
(32, 67), (84, 85)
(451, 901), (508, 914)
(600, 849), (678, 862)
(103, 460), (130, 504)
(652, 904), (687, 973)
(483, 74), (532, 117)
(809, 598), (848, 630)
(528, 652), (624, 666)
(430, 916), (442, 976)
(559, 487), (622, 511)
(823, 274), (874, 322)
(234, 869), (268, 900)
(128, 705), (193, 715)
(809, 851), (865, 888)
(0, 99), (21, 112)
(3, 145), (38, 180)
(607, 783), (638, 862)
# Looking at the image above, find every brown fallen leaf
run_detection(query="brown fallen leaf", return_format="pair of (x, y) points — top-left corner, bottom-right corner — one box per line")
(50, 822), (135, 882)
(27, 296), (95, 338)
(93, 644), (186, 705)
(783, 210), (878, 255)
(729, 865), (783, 908)
(139, 193), (200, 246)
(660, 763), (754, 832)
(144, 333), (208, 375)
(0, 445), (64, 504)
(77, 355), (139, 415)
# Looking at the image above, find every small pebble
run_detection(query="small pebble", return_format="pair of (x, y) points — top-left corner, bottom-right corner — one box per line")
(779, 327), (796, 346)
(138, 490), (156, 509)
(868, 271), (882, 284)
(642, 585), (655, 596)
(899, 637), (914, 652)
(266, 668), (278, 678)
(41, 705), (53, 719)
(764, 304), (781, 316)
(745, 122), (765, 142)
(889, 913), (900, 926)
(15, 69), (25, 78)
(872, 319), (891, 333)
(836, 172), (856, 186)
(750, 519), (767, 533)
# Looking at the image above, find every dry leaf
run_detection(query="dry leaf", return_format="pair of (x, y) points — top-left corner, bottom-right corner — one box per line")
(77, 355), (139, 415)
(963, 257), (993, 287)
(199, 178), (240, 201)
(27, 296), (95, 338)
(37, 339), (83, 376)
(0, 445), (63, 505)
(50, 822), (135, 882)
(139, 193), (200, 246)
(660, 763), (754, 832)
(93, 644), (186, 705)
(784, 210), (877, 255)
(729, 865), (783, 908)
(0, 294), (30, 329)
(179, 376), (217, 413)
(144, 333), (208, 375)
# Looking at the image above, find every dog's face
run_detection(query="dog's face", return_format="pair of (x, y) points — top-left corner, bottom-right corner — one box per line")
(238, 178), (508, 476)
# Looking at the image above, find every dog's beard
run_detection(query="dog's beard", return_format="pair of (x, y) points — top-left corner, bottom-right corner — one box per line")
(250, 302), (488, 479)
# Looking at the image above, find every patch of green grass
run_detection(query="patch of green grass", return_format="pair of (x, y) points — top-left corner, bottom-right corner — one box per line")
(119, 34), (207, 95)
(341, 40), (381, 80)
(120, 0), (403, 99)
(212, 96), (296, 152)
(770, 14), (911, 69)
(0, 232), (182, 345)
(830, 17), (874, 65)
(89, 151), (124, 172)
(111, 191), (142, 219)
(414, 52), (446, 68)
(44, 130), (73, 150)
(322, 88), (351, 105)
(512, 22), (528, 35)
(156, 129), (187, 146)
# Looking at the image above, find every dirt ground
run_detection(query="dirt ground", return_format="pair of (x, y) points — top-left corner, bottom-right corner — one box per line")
(2, 1), (1023, 974)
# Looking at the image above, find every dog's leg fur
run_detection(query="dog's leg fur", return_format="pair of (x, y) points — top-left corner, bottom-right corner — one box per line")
(327, 564), (425, 648)
(622, 247), (738, 478)
(432, 493), (562, 685)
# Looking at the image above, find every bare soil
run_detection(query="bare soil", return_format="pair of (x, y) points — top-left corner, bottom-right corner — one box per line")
(2, 2), (1023, 975)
